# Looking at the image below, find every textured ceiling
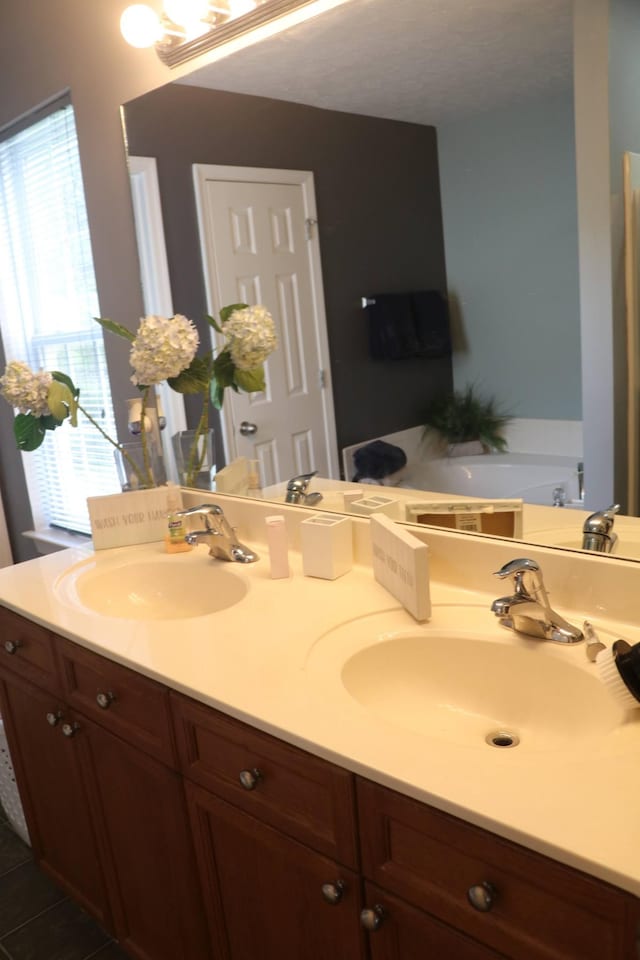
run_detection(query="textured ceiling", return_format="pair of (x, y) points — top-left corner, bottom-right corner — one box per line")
(177, 0), (574, 125)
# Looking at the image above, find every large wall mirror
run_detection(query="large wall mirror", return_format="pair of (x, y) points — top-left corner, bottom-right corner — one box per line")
(121, 0), (640, 560)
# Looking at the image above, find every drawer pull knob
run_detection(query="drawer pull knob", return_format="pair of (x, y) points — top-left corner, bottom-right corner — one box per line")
(46, 711), (63, 727)
(239, 768), (262, 790)
(467, 881), (497, 912)
(61, 721), (80, 738)
(96, 691), (116, 710)
(4, 639), (21, 655)
(321, 880), (345, 905)
(360, 905), (385, 932)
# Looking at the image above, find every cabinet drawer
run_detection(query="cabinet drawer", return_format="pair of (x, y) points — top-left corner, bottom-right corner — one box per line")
(57, 637), (176, 766)
(171, 692), (358, 868)
(358, 779), (638, 960)
(0, 607), (60, 693)
(362, 881), (506, 959)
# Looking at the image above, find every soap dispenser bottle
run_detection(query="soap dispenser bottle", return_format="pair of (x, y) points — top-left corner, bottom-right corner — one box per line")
(165, 483), (191, 554)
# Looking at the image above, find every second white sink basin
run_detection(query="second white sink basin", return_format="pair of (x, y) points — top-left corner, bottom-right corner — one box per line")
(56, 553), (249, 620)
(305, 610), (627, 752)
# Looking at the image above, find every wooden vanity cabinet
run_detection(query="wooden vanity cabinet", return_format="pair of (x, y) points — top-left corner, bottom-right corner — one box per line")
(0, 666), (111, 927)
(0, 611), (210, 960)
(0, 606), (639, 960)
(357, 778), (639, 960)
(171, 691), (364, 960)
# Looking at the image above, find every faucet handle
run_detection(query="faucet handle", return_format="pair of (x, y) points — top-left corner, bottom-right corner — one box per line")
(286, 471), (317, 492)
(176, 503), (223, 531)
(493, 558), (547, 605)
(493, 558), (540, 580)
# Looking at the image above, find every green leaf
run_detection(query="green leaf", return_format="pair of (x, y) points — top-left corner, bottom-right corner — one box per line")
(234, 365), (265, 394)
(51, 371), (79, 398)
(205, 313), (223, 334)
(211, 379), (226, 410)
(14, 413), (46, 451)
(212, 350), (236, 388)
(167, 356), (211, 395)
(47, 381), (74, 422)
(39, 414), (64, 432)
(94, 317), (135, 343)
(219, 303), (248, 325)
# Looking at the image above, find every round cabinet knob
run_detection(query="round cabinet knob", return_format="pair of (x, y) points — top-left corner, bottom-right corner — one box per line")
(96, 690), (116, 710)
(239, 768), (262, 790)
(46, 710), (63, 727)
(467, 881), (497, 912)
(239, 421), (258, 436)
(61, 721), (80, 738)
(360, 905), (385, 932)
(4, 639), (21, 655)
(321, 880), (345, 905)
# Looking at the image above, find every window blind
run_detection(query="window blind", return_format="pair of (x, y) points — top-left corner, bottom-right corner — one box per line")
(0, 100), (119, 535)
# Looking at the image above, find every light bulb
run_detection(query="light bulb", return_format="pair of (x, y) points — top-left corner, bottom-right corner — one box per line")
(228, 0), (257, 17)
(163, 0), (209, 27)
(120, 4), (163, 47)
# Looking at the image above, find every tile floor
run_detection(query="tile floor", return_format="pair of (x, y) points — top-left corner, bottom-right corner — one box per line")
(0, 810), (130, 960)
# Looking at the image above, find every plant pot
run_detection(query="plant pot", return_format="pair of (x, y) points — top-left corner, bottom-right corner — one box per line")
(172, 429), (216, 489)
(446, 440), (487, 458)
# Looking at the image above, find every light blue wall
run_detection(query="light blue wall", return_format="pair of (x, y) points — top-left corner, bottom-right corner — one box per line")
(437, 86), (581, 420)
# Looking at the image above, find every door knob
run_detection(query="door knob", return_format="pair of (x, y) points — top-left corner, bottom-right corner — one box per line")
(239, 421), (258, 436)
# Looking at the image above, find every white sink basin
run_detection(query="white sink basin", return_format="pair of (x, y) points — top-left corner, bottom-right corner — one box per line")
(305, 610), (626, 752)
(56, 553), (249, 620)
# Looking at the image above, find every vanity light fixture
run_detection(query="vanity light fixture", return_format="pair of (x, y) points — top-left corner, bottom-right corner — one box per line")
(120, 0), (349, 67)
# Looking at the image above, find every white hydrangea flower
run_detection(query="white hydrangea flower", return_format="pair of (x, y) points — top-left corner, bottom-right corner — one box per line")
(224, 305), (277, 371)
(0, 361), (52, 416)
(130, 314), (199, 386)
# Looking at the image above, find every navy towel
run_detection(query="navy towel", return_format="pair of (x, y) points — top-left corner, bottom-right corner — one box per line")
(352, 440), (407, 482)
(365, 291), (451, 360)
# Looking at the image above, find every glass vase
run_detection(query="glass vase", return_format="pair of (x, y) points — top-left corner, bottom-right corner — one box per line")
(114, 441), (167, 491)
(172, 429), (216, 489)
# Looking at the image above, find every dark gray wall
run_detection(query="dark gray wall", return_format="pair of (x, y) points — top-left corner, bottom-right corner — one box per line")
(124, 84), (452, 468)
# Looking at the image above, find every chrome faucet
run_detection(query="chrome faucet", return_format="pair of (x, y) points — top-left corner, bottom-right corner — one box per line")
(582, 504), (619, 553)
(285, 471), (323, 506)
(176, 504), (258, 563)
(491, 558), (583, 644)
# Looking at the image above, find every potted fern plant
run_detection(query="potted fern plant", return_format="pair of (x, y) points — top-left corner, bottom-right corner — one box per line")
(422, 385), (511, 456)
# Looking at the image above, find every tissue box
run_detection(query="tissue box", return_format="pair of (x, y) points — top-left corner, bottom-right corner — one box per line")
(300, 513), (353, 580)
(87, 486), (178, 550)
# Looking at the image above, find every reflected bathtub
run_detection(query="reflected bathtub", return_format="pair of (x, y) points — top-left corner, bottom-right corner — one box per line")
(399, 453), (582, 507)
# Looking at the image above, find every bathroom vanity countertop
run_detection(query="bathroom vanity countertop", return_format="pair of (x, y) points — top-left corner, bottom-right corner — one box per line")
(2, 532), (640, 898)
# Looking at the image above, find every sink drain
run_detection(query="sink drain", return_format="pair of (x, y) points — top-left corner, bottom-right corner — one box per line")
(485, 730), (520, 748)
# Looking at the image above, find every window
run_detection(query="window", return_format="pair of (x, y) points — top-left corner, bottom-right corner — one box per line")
(0, 98), (119, 535)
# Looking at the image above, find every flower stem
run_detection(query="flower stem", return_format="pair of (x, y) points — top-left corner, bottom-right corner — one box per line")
(139, 387), (153, 487)
(186, 391), (210, 487)
(77, 402), (147, 489)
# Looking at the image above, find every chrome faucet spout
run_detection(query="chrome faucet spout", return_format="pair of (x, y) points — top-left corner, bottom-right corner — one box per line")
(491, 558), (583, 644)
(177, 504), (258, 563)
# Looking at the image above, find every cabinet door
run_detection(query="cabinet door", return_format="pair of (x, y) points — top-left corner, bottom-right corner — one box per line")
(0, 673), (111, 928)
(81, 717), (211, 960)
(186, 780), (365, 960)
(362, 883), (506, 960)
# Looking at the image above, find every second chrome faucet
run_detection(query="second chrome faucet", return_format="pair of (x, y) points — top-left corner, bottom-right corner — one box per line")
(491, 558), (583, 644)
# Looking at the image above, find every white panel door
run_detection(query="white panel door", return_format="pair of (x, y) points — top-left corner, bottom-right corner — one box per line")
(194, 165), (338, 486)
